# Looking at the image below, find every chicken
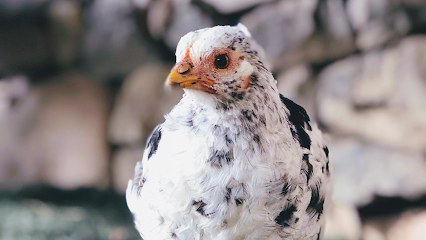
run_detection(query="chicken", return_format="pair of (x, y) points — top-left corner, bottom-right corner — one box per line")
(126, 24), (330, 240)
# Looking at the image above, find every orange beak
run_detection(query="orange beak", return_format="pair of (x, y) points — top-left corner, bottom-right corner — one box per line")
(167, 61), (216, 94)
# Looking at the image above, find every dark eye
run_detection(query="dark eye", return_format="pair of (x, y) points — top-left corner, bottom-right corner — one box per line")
(214, 54), (229, 69)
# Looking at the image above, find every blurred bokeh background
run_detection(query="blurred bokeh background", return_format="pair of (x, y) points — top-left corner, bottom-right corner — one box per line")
(1, 0), (426, 239)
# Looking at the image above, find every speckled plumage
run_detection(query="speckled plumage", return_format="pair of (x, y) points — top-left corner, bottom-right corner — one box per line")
(126, 24), (330, 240)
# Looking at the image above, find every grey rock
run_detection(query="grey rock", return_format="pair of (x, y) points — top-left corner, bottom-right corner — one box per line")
(317, 37), (426, 151)
(242, 0), (355, 71)
(346, 0), (410, 51)
(112, 147), (144, 194)
(329, 138), (426, 206)
(84, 33), (151, 80)
(323, 202), (362, 240)
(277, 64), (316, 117)
(316, 0), (355, 60)
(0, 76), (29, 118)
(86, 0), (135, 51)
(164, 0), (213, 49)
(147, 0), (173, 38)
(387, 210), (426, 240)
(0, 73), (110, 189)
(202, 0), (274, 14)
(84, 0), (151, 79)
(363, 223), (387, 240)
(48, 0), (82, 68)
(320, 0), (353, 41)
(108, 64), (183, 145)
(362, 209), (426, 240)
(277, 64), (311, 101)
(132, 0), (151, 9)
(240, 0), (318, 68)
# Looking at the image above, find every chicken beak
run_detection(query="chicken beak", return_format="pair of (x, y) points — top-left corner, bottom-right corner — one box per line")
(167, 62), (216, 94)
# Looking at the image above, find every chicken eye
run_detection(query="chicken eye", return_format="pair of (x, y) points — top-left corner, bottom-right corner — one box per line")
(214, 54), (229, 69)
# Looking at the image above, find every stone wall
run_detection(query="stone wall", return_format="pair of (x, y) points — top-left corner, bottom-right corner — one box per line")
(1, 0), (426, 239)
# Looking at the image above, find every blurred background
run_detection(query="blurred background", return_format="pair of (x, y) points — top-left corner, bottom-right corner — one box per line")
(1, 0), (426, 239)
